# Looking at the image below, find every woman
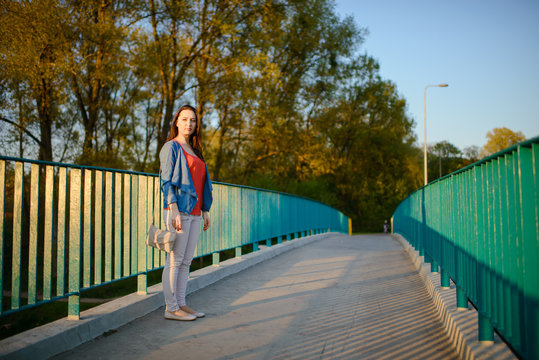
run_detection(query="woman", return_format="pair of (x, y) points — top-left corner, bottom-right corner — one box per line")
(159, 104), (212, 321)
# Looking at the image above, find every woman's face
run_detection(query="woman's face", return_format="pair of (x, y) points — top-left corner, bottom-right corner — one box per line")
(175, 109), (197, 138)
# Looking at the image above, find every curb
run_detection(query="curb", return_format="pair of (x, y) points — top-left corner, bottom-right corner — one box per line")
(393, 233), (517, 360)
(0, 233), (333, 360)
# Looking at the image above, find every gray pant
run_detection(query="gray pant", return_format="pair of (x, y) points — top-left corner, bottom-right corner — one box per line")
(162, 210), (201, 312)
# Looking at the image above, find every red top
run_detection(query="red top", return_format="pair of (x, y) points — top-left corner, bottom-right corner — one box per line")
(181, 145), (206, 216)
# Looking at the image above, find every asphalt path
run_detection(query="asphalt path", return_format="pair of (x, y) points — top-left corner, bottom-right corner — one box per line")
(53, 234), (459, 360)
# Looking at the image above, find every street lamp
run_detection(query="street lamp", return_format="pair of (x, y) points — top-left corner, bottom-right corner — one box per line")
(424, 83), (448, 185)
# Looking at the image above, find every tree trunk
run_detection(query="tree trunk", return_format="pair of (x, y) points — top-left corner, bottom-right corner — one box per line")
(157, 99), (175, 154)
(35, 78), (54, 162)
(213, 106), (229, 181)
(149, 0), (177, 157)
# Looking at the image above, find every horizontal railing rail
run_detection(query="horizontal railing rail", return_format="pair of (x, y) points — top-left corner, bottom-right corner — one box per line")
(0, 156), (349, 320)
(392, 136), (538, 360)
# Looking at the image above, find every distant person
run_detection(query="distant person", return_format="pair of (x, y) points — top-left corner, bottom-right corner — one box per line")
(383, 219), (390, 233)
(159, 104), (213, 321)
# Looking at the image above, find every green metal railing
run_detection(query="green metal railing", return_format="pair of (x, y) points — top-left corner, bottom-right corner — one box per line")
(0, 156), (349, 320)
(392, 137), (538, 360)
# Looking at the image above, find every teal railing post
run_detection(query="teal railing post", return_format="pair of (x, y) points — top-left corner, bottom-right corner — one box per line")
(57, 168), (67, 297)
(83, 170), (92, 288)
(11, 163), (23, 310)
(253, 241), (259, 252)
(94, 171), (103, 284)
(105, 172), (113, 282)
(68, 169), (82, 320)
(456, 286), (468, 310)
(518, 144), (539, 359)
(266, 239), (271, 247)
(28, 164), (40, 305)
(431, 260), (439, 273)
(115, 173), (123, 279)
(137, 175), (147, 294)
(235, 247), (242, 258)
(213, 252), (220, 266)
(146, 177), (155, 274)
(440, 269), (450, 288)
(478, 312), (494, 343)
(124, 173), (132, 275)
(130, 174), (138, 276)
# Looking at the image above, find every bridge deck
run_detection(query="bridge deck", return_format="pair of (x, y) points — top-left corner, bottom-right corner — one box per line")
(53, 234), (459, 360)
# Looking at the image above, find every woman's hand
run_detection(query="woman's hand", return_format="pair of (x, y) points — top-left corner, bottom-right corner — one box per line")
(169, 203), (182, 232)
(202, 211), (211, 231)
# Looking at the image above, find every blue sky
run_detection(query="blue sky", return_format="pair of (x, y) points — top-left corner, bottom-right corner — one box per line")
(334, 0), (539, 151)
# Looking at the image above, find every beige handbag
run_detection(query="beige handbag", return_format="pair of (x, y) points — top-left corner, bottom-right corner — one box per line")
(146, 224), (176, 252)
(146, 170), (176, 252)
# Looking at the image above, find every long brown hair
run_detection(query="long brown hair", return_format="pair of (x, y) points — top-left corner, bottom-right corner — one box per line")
(166, 104), (204, 160)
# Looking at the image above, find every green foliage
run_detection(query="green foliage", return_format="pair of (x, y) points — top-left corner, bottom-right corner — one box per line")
(481, 127), (526, 157)
(0, 0), (432, 231)
(426, 140), (483, 183)
(462, 145), (480, 162)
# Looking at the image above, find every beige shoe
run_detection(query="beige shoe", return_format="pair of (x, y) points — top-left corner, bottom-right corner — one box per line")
(164, 309), (196, 321)
(181, 305), (205, 318)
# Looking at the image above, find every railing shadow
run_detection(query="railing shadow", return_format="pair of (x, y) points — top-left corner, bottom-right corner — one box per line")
(395, 217), (536, 360)
(53, 234), (461, 360)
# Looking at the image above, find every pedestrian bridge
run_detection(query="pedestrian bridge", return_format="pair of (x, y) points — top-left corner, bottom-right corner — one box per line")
(0, 137), (537, 359)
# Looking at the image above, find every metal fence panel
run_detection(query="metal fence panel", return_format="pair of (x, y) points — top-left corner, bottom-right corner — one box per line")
(0, 156), (348, 321)
(392, 137), (539, 360)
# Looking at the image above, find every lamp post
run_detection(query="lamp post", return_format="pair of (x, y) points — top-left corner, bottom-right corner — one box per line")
(424, 83), (448, 185)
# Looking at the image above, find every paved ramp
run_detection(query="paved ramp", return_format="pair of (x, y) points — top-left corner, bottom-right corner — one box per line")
(53, 234), (459, 360)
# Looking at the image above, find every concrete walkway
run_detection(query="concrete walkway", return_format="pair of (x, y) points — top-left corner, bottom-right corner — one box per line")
(53, 234), (460, 360)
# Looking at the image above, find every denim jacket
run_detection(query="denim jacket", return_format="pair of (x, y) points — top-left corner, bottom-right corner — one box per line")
(159, 140), (213, 214)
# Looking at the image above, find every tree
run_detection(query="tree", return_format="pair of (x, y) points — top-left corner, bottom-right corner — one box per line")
(481, 127), (526, 156)
(432, 141), (460, 158)
(65, 0), (144, 167)
(428, 140), (461, 181)
(304, 57), (419, 231)
(237, 0), (364, 186)
(0, 0), (71, 161)
(142, 0), (254, 162)
(463, 145), (480, 162)
(0, 0), (426, 232)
